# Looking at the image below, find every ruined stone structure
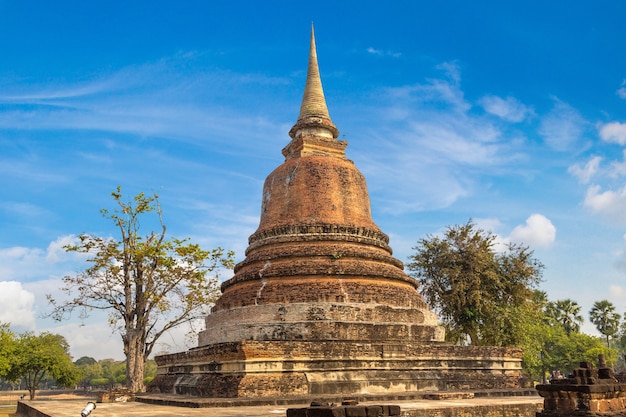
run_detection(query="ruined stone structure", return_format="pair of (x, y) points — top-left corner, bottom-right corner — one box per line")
(536, 356), (626, 416)
(148, 28), (523, 399)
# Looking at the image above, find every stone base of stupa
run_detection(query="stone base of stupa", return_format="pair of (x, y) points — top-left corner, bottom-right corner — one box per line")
(147, 340), (522, 398)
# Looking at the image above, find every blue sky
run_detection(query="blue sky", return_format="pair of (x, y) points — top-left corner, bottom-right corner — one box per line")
(2, 1), (626, 360)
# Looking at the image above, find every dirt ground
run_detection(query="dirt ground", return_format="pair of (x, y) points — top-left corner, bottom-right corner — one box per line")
(0, 406), (15, 417)
(0, 390), (95, 417)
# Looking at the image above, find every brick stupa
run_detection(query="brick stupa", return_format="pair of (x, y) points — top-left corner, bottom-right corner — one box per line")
(148, 28), (523, 399)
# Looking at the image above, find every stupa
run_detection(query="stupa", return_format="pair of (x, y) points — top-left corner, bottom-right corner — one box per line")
(148, 27), (523, 399)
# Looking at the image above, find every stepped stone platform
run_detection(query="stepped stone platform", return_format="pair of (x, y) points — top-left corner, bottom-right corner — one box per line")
(150, 340), (522, 398)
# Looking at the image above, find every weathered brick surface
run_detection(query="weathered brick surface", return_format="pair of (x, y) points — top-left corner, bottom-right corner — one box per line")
(257, 156), (377, 231)
(213, 278), (429, 312)
(148, 340), (522, 397)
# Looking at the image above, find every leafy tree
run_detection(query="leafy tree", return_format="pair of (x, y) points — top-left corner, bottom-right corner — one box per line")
(7, 332), (79, 399)
(100, 358), (126, 387)
(520, 306), (616, 382)
(75, 356), (97, 366)
(47, 187), (235, 392)
(547, 299), (584, 335)
(407, 220), (544, 346)
(75, 357), (102, 390)
(0, 323), (16, 378)
(144, 359), (157, 385)
(90, 377), (110, 388)
(589, 300), (621, 348)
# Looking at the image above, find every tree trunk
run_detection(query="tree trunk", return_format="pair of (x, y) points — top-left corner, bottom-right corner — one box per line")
(124, 331), (145, 392)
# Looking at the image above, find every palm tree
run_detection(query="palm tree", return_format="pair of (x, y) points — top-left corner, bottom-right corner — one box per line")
(547, 299), (584, 335)
(589, 300), (621, 348)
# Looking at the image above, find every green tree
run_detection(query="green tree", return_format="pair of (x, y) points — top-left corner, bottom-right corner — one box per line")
(47, 187), (235, 392)
(100, 359), (125, 387)
(144, 359), (157, 385)
(589, 300), (621, 348)
(75, 356), (97, 366)
(7, 332), (79, 399)
(547, 299), (584, 336)
(0, 323), (16, 378)
(75, 357), (102, 390)
(520, 310), (616, 382)
(407, 220), (544, 346)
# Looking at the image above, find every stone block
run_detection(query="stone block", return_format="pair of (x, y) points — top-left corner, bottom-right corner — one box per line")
(287, 408), (308, 417)
(307, 407), (346, 417)
(344, 406), (366, 417)
(381, 405), (401, 416)
(365, 406), (383, 417)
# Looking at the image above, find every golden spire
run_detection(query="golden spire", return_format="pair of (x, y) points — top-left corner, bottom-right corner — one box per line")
(289, 25), (339, 140)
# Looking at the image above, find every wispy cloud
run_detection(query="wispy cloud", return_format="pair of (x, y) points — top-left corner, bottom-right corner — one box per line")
(366, 47), (401, 58)
(568, 156), (602, 184)
(539, 99), (587, 151)
(0, 54), (292, 152)
(609, 284), (626, 298)
(617, 80), (626, 99)
(351, 62), (526, 214)
(609, 150), (626, 178)
(478, 95), (533, 122)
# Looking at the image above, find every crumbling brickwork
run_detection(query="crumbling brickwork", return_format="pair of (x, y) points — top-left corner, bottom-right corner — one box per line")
(536, 357), (626, 415)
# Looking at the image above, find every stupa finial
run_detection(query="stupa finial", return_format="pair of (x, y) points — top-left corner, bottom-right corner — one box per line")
(289, 24), (339, 140)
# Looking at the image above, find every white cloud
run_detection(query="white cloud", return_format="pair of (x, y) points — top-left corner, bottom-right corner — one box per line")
(474, 217), (503, 233)
(599, 121), (626, 145)
(609, 150), (626, 178)
(436, 61), (462, 85)
(507, 214), (557, 248)
(38, 305), (206, 360)
(366, 47), (401, 58)
(478, 95), (532, 122)
(609, 284), (626, 298)
(617, 80), (626, 99)
(0, 281), (36, 329)
(539, 100), (586, 151)
(46, 235), (80, 263)
(0, 235), (84, 281)
(568, 156), (602, 184)
(40, 321), (124, 360)
(583, 184), (626, 224)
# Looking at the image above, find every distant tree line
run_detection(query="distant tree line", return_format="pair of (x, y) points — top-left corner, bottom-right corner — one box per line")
(408, 220), (626, 382)
(0, 323), (156, 399)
